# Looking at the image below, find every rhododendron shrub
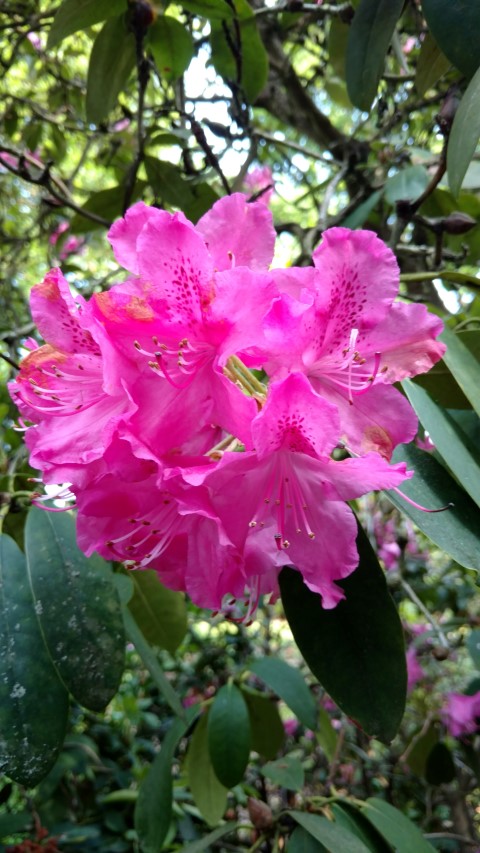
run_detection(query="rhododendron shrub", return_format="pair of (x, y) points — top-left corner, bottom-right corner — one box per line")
(9, 194), (445, 614)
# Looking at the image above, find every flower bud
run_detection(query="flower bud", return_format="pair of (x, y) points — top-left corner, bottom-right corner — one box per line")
(442, 212), (477, 235)
(248, 797), (274, 830)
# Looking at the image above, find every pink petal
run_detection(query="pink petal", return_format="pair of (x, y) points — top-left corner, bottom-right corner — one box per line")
(108, 202), (189, 275)
(196, 193), (276, 271)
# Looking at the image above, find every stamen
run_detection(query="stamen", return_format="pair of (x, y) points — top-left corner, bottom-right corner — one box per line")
(391, 487), (454, 514)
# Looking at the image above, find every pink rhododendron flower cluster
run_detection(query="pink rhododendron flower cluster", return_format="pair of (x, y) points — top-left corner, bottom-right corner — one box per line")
(442, 691), (480, 738)
(10, 194), (445, 616)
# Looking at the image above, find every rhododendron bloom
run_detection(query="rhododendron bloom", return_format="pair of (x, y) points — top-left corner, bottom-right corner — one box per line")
(260, 228), (445, 458)
(9, 195), (445, 616)
(443, 691), (480, 737)
(406, 647), (425, 691)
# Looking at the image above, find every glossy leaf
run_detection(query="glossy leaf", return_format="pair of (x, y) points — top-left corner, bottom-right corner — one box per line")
(135, 717), (190, 852)
(210, 0), (269, 102)
(425, 742), (456, 785)
(447, 66), (480, 197)
(187, 712), (228, 826)
(279, 519), (406, 744)
(403, 380), (480, 509)
(86, 15), (136, 125)
(48, 0), (125, 49)
(291, 812), (372, 853)
(389, 442), (480, 571)
(181, 824), (238, 853)
(415, 32), (451, 96)
(331, 804), (392, 853)
(346, 0), (404, 111)
(467, 629), (480, 669)
(249, 657), (317, 730)
(422, 0), (480, 80)
(361, 798), (436, 852)
(25, 508), (125, 711)
(261, 754), (305, 791)
(208, 683), (251, 788)
(288, 827), (328, 853)
(0, 534), (68, 787)
(128, 570), (187, 654)
(384, 165), (429, 205)
(440, 326), (480, 419)
(241, 686), (285, 759)
(149, 16), (194, 81)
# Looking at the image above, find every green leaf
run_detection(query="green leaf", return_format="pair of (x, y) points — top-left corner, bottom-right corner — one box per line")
(128, 570), (187, 654)
(425, 741), (456, 785)
(345, 0), (404, 111)
(447, 66), (480, 197)
(361, 798), (436, 853)
(316, 707), (338, 763)
(210, 0), (269, 102)
(135, 716), (190, 852)
(0, 534), (69, 787)
(467, 629), (480, 669)
(403, 379), (480, 509)
(86, 15), (136, 125)
(422, 0), (480, 80)
(341, 190), (382, 229)
(440, 327), (480, 419)
(389, 442), (480, 571)
(181, 823), (238, 853)
(261, 754), (305, 791)
(208, 683), (251, 788)
(415, 32), (451, 97)
(181, 0), (234, 19)
(331, 803), (392, 853)
(149, 16), (194, 81)
(291, 812), (373, 853)
(405, 722), (439, 777)
(384, 165), (429, 205)
(288, 826), (328, 853)
(187, 712), (228, 826)
(47, 0), (126, 49)
(25, 508), (125, 711)
(241, 686), (285, 759)
(249, 657), (317, 730)
(279, 519), (406, 744)
(70, 183), (146, 233)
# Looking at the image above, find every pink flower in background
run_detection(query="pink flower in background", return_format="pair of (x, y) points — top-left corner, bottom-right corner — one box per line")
(443, 691), (480, 737)
(50, 221), (84, 259)
(243, 166), (275, 205)
(406, 647), (425, 691)
(9, 195), (445, 616)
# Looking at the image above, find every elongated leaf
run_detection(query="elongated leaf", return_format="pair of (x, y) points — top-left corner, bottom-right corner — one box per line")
(181, 823), (238, 853)
(187, 712), (228, 826)
(86, 15), (136, 125)
(361, 798), (436, 853)
(210, 0), (269, 102)
(208, 683), (251, 788)
(467, 629), (480, 669)
(261, 754), (304, 791)
(316, 707), (337, 763)
(331, 804), (392, 853)
(384, 166), (429, 205)
(0, 534), (68, 787)
(447, 66), (480, 197)
(25, 508), (125, 711)
(70, 182), (146, 233)
(48, 0), (125, 49)
(291, 812), (372, 853)
(135, 716), (190, 852)
(405, 721), (439, 777)
(128, 570), (187, 654)
(403, 380), (480, 509)
(149, 16), (194, 81)
(440, 327), (480, 419)
(346, 0), (404, 111)
(289, 826), (328, 853)
(241, 686), (285, 759)
(415, 32), (451, 97)
(425, 742), (455, 785)
(422, 0), (480, 79)
(389, 442), (480, 570)
(249, 657), (317, 730)
(279, 519), (406, 744)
